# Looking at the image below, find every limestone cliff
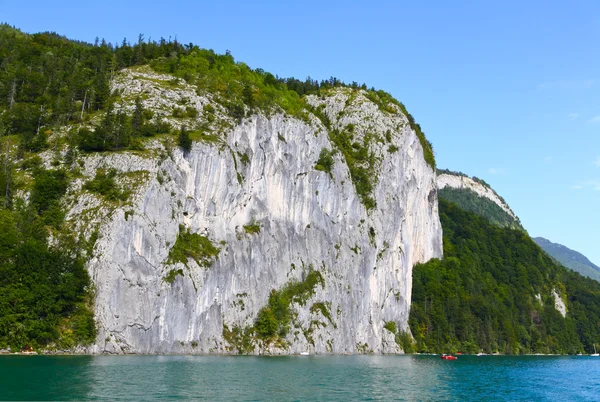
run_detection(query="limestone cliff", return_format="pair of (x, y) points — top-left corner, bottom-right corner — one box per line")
(437, 173), (516, 220)
(63, 68), (442, 354)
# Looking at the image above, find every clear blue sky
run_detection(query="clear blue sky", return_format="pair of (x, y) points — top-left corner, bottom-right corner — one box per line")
(2, 0), (599, 264)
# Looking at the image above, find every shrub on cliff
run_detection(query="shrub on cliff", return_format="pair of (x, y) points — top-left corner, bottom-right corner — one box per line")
(178, 126), (192, 154)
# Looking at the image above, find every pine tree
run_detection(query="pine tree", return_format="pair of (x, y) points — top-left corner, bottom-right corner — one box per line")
(98, 103), (115, 150)
(132, 97), (144, 136)
(135, 34), (144, 65)
(114, 108), (132, 149)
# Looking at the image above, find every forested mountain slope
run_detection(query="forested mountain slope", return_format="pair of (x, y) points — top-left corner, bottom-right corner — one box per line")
(409, 200), (600, 354)
(436, 171), (599, 283)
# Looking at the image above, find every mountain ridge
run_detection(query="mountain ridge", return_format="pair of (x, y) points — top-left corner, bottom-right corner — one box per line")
(533, 237), (600, 282)
(436, 170), (524, 230)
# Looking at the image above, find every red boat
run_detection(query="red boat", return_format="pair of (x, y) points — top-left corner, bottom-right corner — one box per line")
(441, 354), (457, 360)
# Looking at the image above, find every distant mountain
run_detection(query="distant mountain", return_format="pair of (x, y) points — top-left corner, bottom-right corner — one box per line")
(533, 237), (600, 282)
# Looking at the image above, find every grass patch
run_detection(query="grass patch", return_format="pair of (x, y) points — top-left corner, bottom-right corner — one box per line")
(83, 168), (130, 202)
(314, 148), (335, 176)
(243, 220), (261, 235)
(384, 321), (397, 334)
(239, 152), (250, 165)
(188, 129), (222, 144)
(167, 225), (220, 268)
(310, 302), (335, 327)
(163, 268), (184, 284)
(254, 269), (325, 341)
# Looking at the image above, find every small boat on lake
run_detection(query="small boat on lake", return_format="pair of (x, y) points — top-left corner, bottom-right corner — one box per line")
(441, 354), (457, 360)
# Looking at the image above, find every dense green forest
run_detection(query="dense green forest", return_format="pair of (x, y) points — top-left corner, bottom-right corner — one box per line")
(0, 167), (95, 350)
(409, 200), (600, 355)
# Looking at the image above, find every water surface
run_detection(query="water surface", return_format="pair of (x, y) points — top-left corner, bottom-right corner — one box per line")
(1, 355), (598, 400)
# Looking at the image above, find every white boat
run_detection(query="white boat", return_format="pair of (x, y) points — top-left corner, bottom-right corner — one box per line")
(592, 344), (599, 357)
(476, 352), (487, 356)
(300, 351), (310, 356)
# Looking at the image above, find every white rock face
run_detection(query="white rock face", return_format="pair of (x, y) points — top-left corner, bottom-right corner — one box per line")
(552, 290), (567, 318)
(437, 173), (517, 219)
(69, 72), (442, 354)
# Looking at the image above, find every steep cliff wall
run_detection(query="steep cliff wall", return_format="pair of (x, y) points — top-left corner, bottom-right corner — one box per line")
(437, 173), (516, 219)
(64, 68), (442, 354)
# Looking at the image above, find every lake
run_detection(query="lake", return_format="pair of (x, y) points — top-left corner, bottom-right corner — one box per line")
(0, 355), (598, 400)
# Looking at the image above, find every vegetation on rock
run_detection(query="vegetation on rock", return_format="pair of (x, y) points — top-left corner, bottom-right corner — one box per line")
(361, 89), (435, 168)
(178, 126), (192, 154)
(83, 168), (130, 202)
(314, 148), (335, 176)
(328, 125), (378, 210)
(255, 269), (325, 340)
(243, 220), (261, 235)
(222, 269), (325, 353)
(384, 321), (397, 334)
(222, 324), (255, 354)
(163, 268), (184, 284)
(167, 225), (220, 268)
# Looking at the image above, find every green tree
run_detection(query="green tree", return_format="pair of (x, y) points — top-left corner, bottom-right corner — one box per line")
(178, 125), (192, 154)
(132, 97), (144, 136)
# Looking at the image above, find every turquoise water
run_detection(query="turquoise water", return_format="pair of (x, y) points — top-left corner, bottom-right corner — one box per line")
(0, 355), (598, 401)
